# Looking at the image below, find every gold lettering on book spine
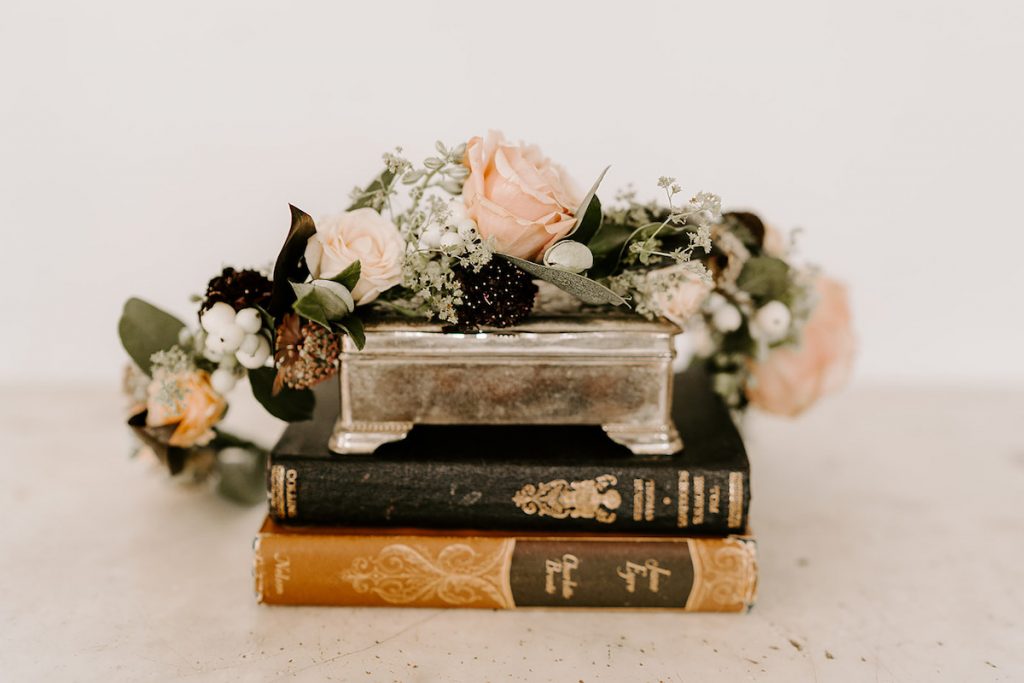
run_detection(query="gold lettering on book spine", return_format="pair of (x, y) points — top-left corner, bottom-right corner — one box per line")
(727, 472), (744, 529)
(269, 465), (285, 518)
(677, 470), (690, 527)
(692, 476), (706, 525)
(513, 475), (621, 523)
(340, 541), (515, 608)
(686, 537), (758, 612)
(269, 466), (299, 519)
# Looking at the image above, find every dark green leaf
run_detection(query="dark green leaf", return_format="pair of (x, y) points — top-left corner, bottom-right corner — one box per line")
(118, 298), (186, 376)
(269, 205), (317, 316)
(349, 169), (396, 210)
(498, 254), (628, 306)
(737, 256), (791, 300)
(327, 260), (361, 291)
(724, 212), (766, 249)
(248, 366), (314, 422)
(215, 446), (268, 506)
(586, 223), (636, 279)
(573, 195), (603, 247)
(333, 315), (365, 350)
(566, 166), (609, 239)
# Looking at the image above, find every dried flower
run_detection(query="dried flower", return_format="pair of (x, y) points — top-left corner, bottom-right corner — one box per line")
(201, 268), (273, 314)
(273, 314), (341, 392)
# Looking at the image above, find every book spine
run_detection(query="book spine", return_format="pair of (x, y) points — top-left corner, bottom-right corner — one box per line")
(268, 460), (749, 534)
(253, 527), (757, 611)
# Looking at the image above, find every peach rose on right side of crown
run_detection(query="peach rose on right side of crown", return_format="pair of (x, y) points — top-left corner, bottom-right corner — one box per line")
(646, 264), (714, 329)
(462, 131), (582, 261)
(745, 275), (856, 417)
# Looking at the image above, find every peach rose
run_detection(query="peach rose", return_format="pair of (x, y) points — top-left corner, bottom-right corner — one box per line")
(762, 224), (788, 258)
(146, 370), (226, 448)
(462, 131), (582, 261)
(746, 275), (855, 416)
(304, 208), (404, 305)
(647, 265), (713, 328)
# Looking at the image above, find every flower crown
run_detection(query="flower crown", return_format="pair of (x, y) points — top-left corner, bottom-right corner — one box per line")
(119, 131), (854, 498)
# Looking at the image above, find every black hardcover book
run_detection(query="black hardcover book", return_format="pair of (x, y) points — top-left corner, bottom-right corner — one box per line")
(268, 366), (750, 534)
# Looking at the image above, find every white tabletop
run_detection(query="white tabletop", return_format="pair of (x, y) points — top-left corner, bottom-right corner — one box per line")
(2, 382), (1021, 682)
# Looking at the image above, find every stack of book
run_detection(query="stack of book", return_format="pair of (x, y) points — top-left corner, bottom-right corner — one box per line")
(253, 367), (757, 611)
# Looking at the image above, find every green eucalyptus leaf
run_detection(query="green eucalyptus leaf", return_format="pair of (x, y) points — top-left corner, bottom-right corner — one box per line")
(498, 254), (628, 307)
(118, 298), (186, 376)
(349, 169), (396, 210)
(291, 281), (354, 329)
(269, 205), (317, 316)
(737, 256), (791, 300)
(215, 446), (268, 506)
(248, 366), (314, 422)
(333, 315), (366, 350)
(327, 260), (361, 291)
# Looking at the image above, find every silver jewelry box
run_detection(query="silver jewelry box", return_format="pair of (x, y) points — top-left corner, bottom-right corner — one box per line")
(329, 311), (682, 456)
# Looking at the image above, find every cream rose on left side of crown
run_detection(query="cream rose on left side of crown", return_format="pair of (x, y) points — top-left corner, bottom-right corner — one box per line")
(304, 207), (405, 305)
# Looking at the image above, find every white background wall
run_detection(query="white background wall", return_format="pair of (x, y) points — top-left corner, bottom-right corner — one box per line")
(2, 0), (1021, 386)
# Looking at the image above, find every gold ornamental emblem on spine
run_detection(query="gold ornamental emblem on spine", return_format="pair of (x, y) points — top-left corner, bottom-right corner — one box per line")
(512, 474), (622, 523)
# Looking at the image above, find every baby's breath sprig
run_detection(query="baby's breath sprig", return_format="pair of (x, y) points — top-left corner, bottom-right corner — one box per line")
(394, 140), (468, 238)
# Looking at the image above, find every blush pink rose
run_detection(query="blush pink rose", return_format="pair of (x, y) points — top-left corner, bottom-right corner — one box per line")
(647, 264), (713, 328)
(462, 131), (582, 261)
(746, 275), (855, 417)
(304, 208), (405, 305)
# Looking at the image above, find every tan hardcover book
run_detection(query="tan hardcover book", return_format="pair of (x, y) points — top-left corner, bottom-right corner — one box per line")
(253, 518), (757, 611)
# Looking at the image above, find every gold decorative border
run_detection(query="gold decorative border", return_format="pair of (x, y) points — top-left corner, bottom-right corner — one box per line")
(685, 537), (758, 612)
(340, 540), (516, 608)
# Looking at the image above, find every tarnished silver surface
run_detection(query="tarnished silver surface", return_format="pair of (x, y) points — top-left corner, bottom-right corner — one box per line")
(330, 311), (682, 456)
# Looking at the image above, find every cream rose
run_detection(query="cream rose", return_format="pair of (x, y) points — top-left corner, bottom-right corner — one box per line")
(647, 265), (714, 328)
(304, 208), (404, 305)
(462, 131), (582, 261)
(146, 369), (226, 448)
(746, 275), (856, 417)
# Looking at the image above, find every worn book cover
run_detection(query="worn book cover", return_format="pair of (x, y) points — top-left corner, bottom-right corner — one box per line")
(254, 518), (757, 611)
(269, 366), (751, 533)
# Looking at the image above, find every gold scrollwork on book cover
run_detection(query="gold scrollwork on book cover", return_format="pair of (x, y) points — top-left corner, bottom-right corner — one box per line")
(686, 537), (758, 612)
(340, 541), (515, 608)
(512, 474), (622, 523)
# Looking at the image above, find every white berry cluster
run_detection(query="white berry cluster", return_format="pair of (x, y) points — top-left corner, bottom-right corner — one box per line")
(704, 292), (792, 343)
(417, 200), (480, 254)
(197, 302), (271, 394)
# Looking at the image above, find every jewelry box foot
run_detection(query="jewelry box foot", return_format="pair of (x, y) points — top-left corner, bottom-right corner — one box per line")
(602, 422), (683, 455)
(329, 421), (413, 455)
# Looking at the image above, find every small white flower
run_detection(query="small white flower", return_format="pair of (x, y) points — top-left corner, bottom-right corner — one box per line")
(712, 304), (742, 333)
